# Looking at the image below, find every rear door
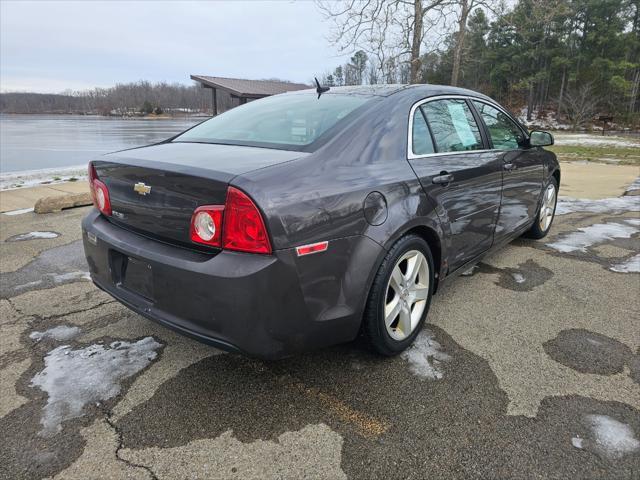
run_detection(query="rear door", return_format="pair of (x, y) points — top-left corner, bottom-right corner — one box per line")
(408, 97), (502, 272)
(470, 100), (543, 236)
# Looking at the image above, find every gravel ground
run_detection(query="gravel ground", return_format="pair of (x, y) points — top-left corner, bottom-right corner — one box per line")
(1, 183), (639, 479)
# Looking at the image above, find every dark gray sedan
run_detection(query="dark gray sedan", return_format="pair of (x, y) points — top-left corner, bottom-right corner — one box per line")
(82, 84), (559, 359)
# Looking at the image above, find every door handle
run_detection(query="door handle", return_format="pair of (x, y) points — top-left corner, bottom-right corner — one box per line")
(432, 173), (454, 185)
(504, 163), (516, 171)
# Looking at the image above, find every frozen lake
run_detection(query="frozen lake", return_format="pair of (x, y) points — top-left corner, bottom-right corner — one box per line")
(0, 114), (203, 173)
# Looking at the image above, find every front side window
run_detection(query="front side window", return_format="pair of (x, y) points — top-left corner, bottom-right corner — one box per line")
(412, 108), (435, 155)
(472, 101), (523, 150)
(174, 93), (373, 150)
(421, 99), (483, 153)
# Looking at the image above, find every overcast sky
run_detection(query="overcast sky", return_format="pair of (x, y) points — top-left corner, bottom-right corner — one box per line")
(0, 0), (350, 93)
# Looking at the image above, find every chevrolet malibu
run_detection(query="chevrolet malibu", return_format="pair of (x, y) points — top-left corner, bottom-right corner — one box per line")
(82, 84), (559, 359)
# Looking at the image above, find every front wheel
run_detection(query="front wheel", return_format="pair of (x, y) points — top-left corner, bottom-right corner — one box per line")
(363, 234), (434, 356)
(525, 177), (558, 239)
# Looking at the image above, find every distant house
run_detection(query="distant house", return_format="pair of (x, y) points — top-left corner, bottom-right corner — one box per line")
(190, 75), (309, 116)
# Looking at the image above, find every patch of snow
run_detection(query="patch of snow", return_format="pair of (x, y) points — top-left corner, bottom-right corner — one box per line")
(31, 337), (162, 436)
(627, 177), (640, 193)
(556, 196), (640, 215)
(14, 280), (44, 291)
(610, 254), (640, 273)
(0, 165), (87, 191)
(6, 231), (60, 242)
(553, 133), (640, 148)
(511, 273), (525, 284)
(30, 325), (80, 342)
(401, 330), (451, 379)
(461, 265), (478, 276)
(3, 207), (35, 216)
(585, 414), (640, 459)
(572, 436), (584, 449)
(547, 221), (638, 253)
(51, 271), (91, 283)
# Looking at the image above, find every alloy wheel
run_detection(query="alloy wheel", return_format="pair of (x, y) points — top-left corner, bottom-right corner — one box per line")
(384, 250), (429, 341)
(539, 183), (557, 232)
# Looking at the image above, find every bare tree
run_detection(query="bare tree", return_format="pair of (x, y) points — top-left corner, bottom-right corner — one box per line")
(563, 84), (599, 130)
(316, 0), (453, 84)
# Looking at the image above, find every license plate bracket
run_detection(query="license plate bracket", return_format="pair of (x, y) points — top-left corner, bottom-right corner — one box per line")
(111, 251), (154, 301)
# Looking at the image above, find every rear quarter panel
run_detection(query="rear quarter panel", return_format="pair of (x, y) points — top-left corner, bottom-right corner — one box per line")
(232, 92), (447, 327)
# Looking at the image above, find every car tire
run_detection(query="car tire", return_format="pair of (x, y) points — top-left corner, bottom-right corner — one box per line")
(524, 176), (558, 240)
(363, 234), (435, 356)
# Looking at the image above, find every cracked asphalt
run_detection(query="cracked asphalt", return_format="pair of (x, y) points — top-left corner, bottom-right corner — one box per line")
(1, 184), (639, 479)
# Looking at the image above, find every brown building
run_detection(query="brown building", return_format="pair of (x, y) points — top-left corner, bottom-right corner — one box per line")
(190, 75), (309, 116)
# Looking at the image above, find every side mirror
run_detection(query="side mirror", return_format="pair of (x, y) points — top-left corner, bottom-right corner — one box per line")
(529, 130), (554, 147)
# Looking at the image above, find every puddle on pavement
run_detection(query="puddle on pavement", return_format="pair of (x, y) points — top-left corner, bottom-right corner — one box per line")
(5, 231), (60, 242)
(544, 329), (638, 383)
(0, 240), (91, 298)
(460, 259), (553, 292)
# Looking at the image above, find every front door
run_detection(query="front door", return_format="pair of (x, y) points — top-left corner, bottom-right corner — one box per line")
(470, 100), (543, 237)
(408, 98), (503, 272)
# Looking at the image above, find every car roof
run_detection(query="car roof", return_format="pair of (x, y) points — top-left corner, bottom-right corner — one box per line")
(288, 83), (493, 100)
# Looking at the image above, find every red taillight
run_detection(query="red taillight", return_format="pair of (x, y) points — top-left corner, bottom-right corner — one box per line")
(88, 162), (111, 216)
(189, 187), (271, 254)
(190, 205), (224, 247)
(222, 187), (272, 254)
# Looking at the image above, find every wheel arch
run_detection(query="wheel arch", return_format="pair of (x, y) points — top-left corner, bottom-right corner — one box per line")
(402, 224), (443, 294)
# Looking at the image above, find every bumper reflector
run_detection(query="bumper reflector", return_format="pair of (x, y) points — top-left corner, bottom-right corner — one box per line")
(296, 241), (328, 257)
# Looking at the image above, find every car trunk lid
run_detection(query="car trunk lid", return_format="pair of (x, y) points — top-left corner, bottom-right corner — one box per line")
(92, 142), (306, 249)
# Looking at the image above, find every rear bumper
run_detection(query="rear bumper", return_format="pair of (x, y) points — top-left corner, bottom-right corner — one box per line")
(82, 209), (382, 359)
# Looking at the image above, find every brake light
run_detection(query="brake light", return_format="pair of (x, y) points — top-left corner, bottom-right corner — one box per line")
(189, 187), (271, 254)
(88, 162), (111, 216)
(190, 205), (224, 247)
(223, 187), (272, 254)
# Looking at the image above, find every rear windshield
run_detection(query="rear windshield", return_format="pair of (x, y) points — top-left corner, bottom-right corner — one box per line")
(173, 93), (372, 150)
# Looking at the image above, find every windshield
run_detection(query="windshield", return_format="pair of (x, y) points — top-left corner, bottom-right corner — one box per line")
(173, 93), (373, 150)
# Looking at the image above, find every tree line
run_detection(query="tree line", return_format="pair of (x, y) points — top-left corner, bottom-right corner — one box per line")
(0, 81), (218, 116)
(317, 0), (640, 128)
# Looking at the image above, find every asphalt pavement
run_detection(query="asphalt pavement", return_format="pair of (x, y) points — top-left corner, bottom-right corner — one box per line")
(1, 188), (639, 479)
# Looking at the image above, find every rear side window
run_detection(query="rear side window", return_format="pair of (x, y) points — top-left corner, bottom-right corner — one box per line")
(472, 101), (523, 150)
(412, 109), (435, 155)
(421, 99), (483, 153)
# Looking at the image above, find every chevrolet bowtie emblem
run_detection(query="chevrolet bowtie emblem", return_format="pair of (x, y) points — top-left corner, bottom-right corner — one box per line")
(133, 182), (151, 195)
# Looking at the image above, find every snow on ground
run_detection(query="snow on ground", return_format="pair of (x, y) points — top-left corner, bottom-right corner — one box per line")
(30, 326), (81, 342)
(51, 271), (91, 283)
(556, 196), (640, 215)
(6, 231), (60, 241)
(610, 254), (640, 273)
(572, 415), (640, 459)
(626, 177), (640, 194)
(546, 220), (638, 253)
(3, 208), (35, 216)
(0, 165), (87, 191)
(31, 337), (162, 436)
(553, 133), (640, 148)
(401, 330), (451, 379)
(511, 273), (525, 284)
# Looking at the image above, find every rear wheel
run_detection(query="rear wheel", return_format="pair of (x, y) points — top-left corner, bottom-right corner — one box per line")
(525, 177), (558, 239)
(363, 235), (434, 356)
